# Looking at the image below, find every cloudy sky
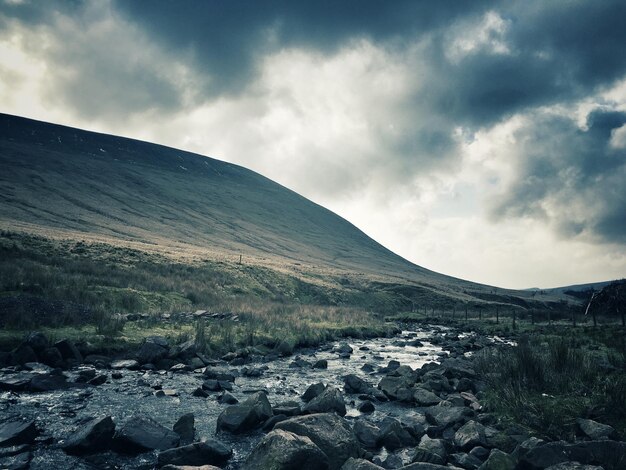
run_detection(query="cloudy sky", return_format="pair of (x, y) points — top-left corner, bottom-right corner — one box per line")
(1, 0), (625, 289)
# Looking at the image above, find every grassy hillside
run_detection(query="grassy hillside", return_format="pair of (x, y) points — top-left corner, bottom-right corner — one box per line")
(0, 113), (572, 315)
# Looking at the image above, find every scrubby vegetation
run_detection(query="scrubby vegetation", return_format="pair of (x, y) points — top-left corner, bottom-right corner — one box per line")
(476, 329), (626, 440)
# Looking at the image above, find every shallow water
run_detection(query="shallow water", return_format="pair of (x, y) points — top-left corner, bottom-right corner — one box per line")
(0, 328), (449, 469)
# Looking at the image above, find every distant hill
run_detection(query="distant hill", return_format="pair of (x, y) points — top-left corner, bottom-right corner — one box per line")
(0, 113), (574, 309)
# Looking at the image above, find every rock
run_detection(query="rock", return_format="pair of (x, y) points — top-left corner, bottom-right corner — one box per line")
(157, 440), (232, 467)
(563, 440), (626, 470)
(397, 463), (455, 470)
(515, 440), (568, 469)
(192, 387), (209, 398)
(477, 449), (515, 470)
(0, 374), (33, 392)
(576, 418), (615, 440)
(334, 343), (353, 355)
(276, 341), (294, 357)
(413, 388), (442, 407)
(411, 448), (445, 466)
(171, 339), (197, 360)
(146, 336), (169, 348)
(10, 344), (37, 366)
(358, 401), (375, 413)
(61, 416), (115, 455)
(302, 383), (326, 402)
(469, 447), (490, 461)
(39, 347), (63, 367)
(0, 450), (31, 470)
(416, 435), (447, 463)
(544, 463), (604, 470)
(83, 354), (112, 366)
(53, 339), (83, 363)
(313, 360), (328, 369)
(161, 465), (221, 470)
(88, 374), (107, 386)
(111, 359), (140, 370)
(136, 341), (168, 365)
(173, 413), (195, 445)
(378, 376), (415, 401)
(203, 367), (235, 382)
(24, 332), (49, 353)
(275, 413), (361, 470)
(420, 372), (452, 393)
(379, 417), (416, 451)
(0, 445), (30, 458)
(340, 458), (385, 469)
(454, 421), (487, 451)
(449, 452), (482, 469)
(218, 391), (239, 405)
(354, 420), (380, 449)
(242, 429), (329, 470)
(0, 420), (38, 447)
(113, 415), (180, 453)
(425, 406), (472, 428)
(344, 375), (374, 394)
(216, 392), (273, 434)
(302, 386), (346, 416)
(29, 372), (71, 392)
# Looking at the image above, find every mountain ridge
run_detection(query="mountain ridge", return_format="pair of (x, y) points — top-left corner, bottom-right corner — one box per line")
(0, 112), (574, 308)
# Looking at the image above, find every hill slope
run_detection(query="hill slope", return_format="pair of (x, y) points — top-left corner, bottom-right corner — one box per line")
(0, 113), (567, 309)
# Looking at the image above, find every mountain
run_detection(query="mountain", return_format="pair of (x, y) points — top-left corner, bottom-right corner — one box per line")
(0, 113), (569, 309)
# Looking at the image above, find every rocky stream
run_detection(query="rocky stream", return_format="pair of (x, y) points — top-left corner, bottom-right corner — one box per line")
(0, 325), (624, 470)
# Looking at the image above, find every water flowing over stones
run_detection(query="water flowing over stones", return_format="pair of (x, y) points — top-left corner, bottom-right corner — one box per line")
(1, 326), (625, 469)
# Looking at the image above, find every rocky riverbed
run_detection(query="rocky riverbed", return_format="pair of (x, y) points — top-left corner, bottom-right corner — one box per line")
(0, 326), (624, 470)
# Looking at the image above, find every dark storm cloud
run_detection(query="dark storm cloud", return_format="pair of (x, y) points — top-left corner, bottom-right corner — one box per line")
(490, 109), (626, 243)
(113, 0), (493, 96)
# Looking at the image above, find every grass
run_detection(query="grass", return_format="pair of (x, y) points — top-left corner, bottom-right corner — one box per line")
(475, 330), (626, 440)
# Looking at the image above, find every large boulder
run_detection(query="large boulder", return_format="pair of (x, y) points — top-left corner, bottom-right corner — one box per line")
(10, 344), (37, 366)
(344, 375), (374, 395)
(413, 388), (442, 407)
(24, 332), (49, 353)
(340, 458), (384, 470)
(378, 376), (415, 401)
(302, 383), (326, 402)
(478, 449), (515, 470)
(61, 416), (115, 455)
(576, 418), (616, 440)
(29, 372), (71, 392)
(242, 429), (329, 470)
(216, 392), (273, 434)
(275, 413), (361, 470)
(157, 440), (232, 467)
(113, 415), (180, 453)
(415, 435), (447, 464)
(0, 420), (38, 447)
(136, 341), (168, 365)
(454, 421), (488, 451)
(378, 417), (416, 451)
(302, 386), (346, 416)
(353, 420), (380, 449)
(425, 406), (472, 428)
(173, 413), (195, 445)
(53, 339), (83, 363)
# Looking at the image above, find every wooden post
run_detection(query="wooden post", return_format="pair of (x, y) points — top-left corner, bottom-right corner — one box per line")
(512, 310), (517, 330)
(238, 254), (242, 264)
